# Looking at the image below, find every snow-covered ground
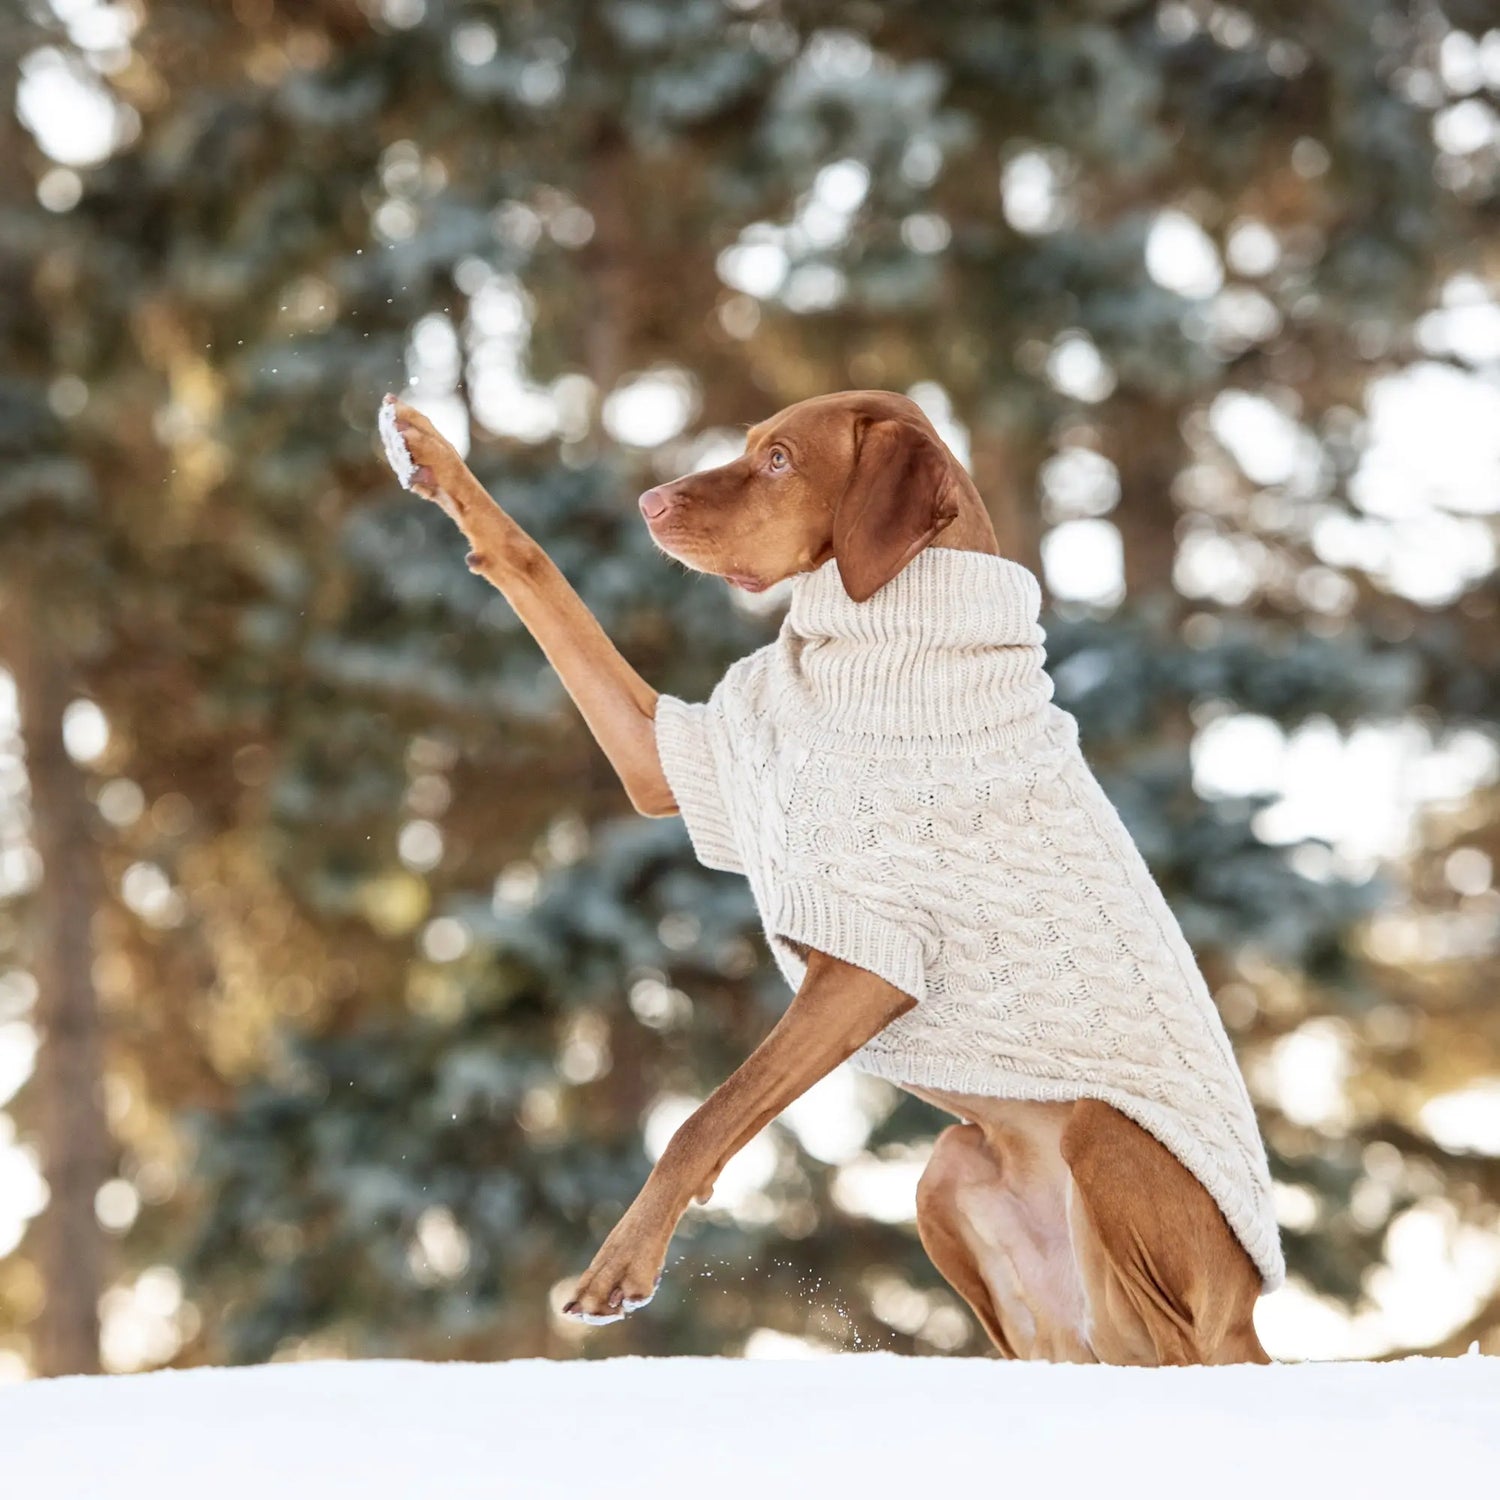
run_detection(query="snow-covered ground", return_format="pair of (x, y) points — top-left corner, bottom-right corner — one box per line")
(5, 1353), (1498, 1498)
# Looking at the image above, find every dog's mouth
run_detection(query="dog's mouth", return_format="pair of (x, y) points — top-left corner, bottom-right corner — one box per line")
(643, 517), (768, 593)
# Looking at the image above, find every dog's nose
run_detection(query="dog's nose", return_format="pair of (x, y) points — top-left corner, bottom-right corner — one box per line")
(638, 486), (673, 521)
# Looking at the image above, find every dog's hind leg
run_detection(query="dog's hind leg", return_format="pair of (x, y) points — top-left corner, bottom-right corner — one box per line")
(1060, 1099), (1270, 1367)
(916, 1127), (1018, 1357)
(915, 1118), (1095, 1361)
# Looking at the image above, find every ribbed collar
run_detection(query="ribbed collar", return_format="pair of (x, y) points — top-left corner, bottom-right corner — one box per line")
(771, 548), (1056, 752)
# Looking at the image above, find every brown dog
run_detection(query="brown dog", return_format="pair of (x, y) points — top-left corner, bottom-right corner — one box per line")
(390, 389), (1271, 1365)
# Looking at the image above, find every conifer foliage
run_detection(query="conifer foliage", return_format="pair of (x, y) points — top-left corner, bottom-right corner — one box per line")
(1, 1), (1496, 1368)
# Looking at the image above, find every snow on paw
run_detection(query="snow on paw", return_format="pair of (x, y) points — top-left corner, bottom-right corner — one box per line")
(572, 1309), (626, 1326)
(621, 1273), (662, 1313)
(377, 394), (417, 488)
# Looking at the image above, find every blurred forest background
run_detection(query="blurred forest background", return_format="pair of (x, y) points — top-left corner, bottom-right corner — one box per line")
(1, 0), (1498, 1379)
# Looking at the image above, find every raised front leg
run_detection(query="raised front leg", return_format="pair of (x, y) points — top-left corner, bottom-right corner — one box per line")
(387, 398), (676, 816)
(564, 949), (917, 1323)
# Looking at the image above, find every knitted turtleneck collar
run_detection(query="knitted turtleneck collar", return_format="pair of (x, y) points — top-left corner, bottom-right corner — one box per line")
(770, 547), (1055, 753)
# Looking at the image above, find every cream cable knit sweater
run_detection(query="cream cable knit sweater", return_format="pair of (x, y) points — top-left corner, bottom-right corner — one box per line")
(653, 548), (1285, 1290)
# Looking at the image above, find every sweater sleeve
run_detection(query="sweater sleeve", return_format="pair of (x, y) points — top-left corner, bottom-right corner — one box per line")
(768, 878), (927, 1007)
(652, 692), (744, 875)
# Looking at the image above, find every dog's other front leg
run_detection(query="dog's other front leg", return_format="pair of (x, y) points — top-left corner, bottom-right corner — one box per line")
(387, 398), (676, 817)
(563, 950), (916, 1323)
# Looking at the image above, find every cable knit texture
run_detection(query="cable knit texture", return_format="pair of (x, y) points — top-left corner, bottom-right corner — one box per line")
(653, 548), (1285, 1290)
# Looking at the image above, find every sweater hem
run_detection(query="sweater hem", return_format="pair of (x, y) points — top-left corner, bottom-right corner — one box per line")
(769, 878), (926, 1006)
(849, 1048), (1286, 1293)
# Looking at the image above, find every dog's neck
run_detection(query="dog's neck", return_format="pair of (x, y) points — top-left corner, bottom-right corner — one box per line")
(771, 548), (1056, 751)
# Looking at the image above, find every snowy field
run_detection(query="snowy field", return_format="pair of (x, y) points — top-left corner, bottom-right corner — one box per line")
(5, 1353), (1498, 1499)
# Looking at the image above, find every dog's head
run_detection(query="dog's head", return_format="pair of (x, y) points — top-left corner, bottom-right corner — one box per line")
(638, 390), (965, 603)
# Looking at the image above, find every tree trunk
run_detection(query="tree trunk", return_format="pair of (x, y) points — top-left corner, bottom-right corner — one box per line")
(581, 121), (633, 432)
(2, 590), (111, 1376)
(969, 423), (1042, 580)
(1110, 402), (1185, 599)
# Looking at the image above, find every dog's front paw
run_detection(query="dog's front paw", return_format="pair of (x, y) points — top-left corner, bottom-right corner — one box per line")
(562, 1219), (668, 1326)
(381, 395), (473, 520)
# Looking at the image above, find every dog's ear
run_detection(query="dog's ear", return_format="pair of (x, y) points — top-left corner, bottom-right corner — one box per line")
(831, 417), (962, 603)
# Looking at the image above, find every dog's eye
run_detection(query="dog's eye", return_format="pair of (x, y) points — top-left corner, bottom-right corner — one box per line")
(769, 447), (789, 470)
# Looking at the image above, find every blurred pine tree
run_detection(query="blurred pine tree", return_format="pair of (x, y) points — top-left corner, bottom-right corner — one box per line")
(0, 0), (1495, 1368)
